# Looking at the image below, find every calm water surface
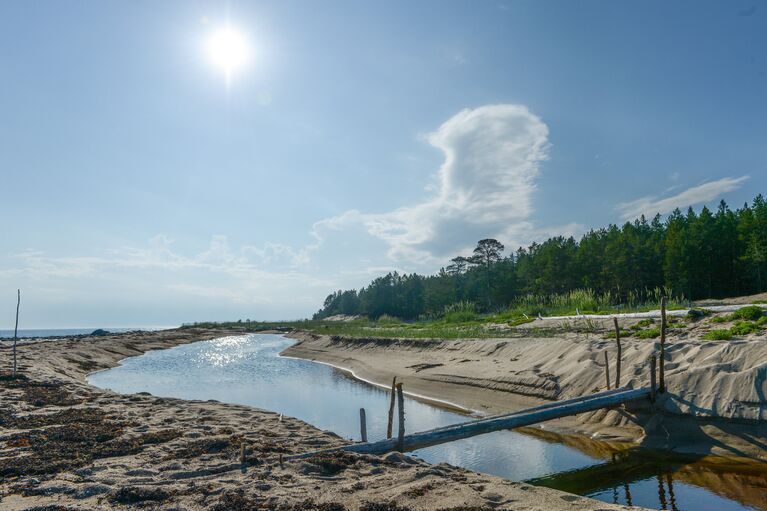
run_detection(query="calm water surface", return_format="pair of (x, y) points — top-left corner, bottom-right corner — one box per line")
(88, 334), (765, 511)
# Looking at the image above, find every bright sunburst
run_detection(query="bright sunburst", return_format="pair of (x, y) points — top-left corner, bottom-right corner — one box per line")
(205, 25), (250, 86)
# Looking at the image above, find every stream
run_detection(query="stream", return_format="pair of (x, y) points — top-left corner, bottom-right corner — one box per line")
(88, 334), (766, 510)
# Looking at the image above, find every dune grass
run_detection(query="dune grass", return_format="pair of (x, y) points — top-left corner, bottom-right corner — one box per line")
(185, 288), (692, 340)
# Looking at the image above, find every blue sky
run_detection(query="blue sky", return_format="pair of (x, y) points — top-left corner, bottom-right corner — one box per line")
(1, 1), (765, 327)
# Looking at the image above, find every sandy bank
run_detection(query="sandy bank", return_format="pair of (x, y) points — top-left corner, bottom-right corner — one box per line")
(282, 320), (767, 461)
(0, 328), (637, 510)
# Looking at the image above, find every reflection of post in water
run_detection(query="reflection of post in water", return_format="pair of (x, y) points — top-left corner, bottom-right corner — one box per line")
(666, 474), (678, 511)
(623, 482), (632, 507)
(612, 486), (618, 504)
(657, 474), (668, 509)
(656, 473), (680, 511)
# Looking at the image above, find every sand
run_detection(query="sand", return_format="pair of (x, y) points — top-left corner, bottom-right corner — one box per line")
(0, 328), (638, 510)
(283, 311), (767, 461)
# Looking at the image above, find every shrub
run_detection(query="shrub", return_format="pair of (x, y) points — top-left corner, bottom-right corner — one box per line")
(635, 327), (661, 339)
(703, 329), (733, 341)
(728, 306), (764, 321)
(758, 316), (767, 326)
(729, 321), (760, 336)
(442, 301), (477, 323)
(686, 308), (710, 320)
(711, 316), (727, 324)
(636, 318), (655, 328)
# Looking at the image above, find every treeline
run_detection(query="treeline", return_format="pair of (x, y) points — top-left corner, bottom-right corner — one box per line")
(315, 195), (767, 320)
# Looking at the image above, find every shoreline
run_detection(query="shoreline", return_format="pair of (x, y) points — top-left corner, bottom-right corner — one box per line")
(0, 327), (639, 511)
(281, 330), (767, 463)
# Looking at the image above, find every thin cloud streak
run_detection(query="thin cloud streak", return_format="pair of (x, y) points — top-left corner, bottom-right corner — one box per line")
(616, 176), (750, 221)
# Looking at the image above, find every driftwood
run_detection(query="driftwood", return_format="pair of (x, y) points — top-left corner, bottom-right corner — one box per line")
(288, 387), (651, 458)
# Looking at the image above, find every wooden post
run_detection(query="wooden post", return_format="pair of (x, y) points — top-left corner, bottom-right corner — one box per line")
(240, 442), (246, 463)
(659, 297), (667, 393)
(650, 354), (657, 403)
(396, 383), (405, 449)
(359, 408), (367, 443)
(13, 289), (19, 376)
(386, 376), (397, 439)
(603, 351), (611, 390)
(613, 317), (622, 388)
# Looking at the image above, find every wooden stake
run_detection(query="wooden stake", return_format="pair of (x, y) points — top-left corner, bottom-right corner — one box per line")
(359, 408), (367, 443)
(650, 354), (657, 403)
(396, 383), (405, 450)
(604, 351), (611, 390)
(386, 376), (397, 439)
(659, 297), (667, 393)
(613, 317), (622, 388)
(240, 442), (246, 463)
(13, 289), (19, 376)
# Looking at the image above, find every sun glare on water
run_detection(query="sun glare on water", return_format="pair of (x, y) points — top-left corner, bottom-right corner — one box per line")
(205, 25), (251, 86)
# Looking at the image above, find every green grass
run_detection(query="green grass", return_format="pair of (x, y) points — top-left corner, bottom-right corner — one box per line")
(703, 329), (733, 341)
(184, 287), (694, 341)
(729, 321), (761, 336)
(711, 316), (727, 323)
(635, 327), (661, 339)
(727, 306), (765, 321)
(502, 288), (687, 319)
(442, 301), (478, 323)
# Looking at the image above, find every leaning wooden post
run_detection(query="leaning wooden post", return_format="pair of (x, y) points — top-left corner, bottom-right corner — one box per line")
(649, 354), (657, 403)
(359, 408), (367, 443)
(386, 377), (397, 439)
(613, 317), (622, 388)
(396, 383), (405, 450)
(13, 289), (20, 376)
(659, 297), (667, 393)
(603, 351), (611, 390)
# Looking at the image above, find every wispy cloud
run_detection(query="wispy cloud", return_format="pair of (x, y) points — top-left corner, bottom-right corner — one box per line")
(2, 235), (334, 303)
(616, 176), (750, 221)
(313, 104), (561, 263)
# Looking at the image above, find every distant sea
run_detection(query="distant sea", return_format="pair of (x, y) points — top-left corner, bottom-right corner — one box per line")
(0, 327), (174, 339)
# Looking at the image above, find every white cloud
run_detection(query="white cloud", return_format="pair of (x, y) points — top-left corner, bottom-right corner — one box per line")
(314, 104), (552, 263)
(616, 176), (750, 221)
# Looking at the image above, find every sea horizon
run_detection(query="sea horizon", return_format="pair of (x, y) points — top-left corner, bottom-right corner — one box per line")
(0, 326), (177, 339)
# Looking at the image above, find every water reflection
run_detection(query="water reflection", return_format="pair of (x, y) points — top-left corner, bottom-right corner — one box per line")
(530, 448), (765, 510)
(89, 334), (766, 511)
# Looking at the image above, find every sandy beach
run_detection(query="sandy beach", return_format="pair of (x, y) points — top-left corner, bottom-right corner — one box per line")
(0, 328), (640, 510)
(283, 314), (767, 461)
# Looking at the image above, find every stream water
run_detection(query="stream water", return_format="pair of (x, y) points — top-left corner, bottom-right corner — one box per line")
(88, 334), (766, 510)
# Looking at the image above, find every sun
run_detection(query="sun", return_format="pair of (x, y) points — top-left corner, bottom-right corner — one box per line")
(205, 26), (250, 85)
